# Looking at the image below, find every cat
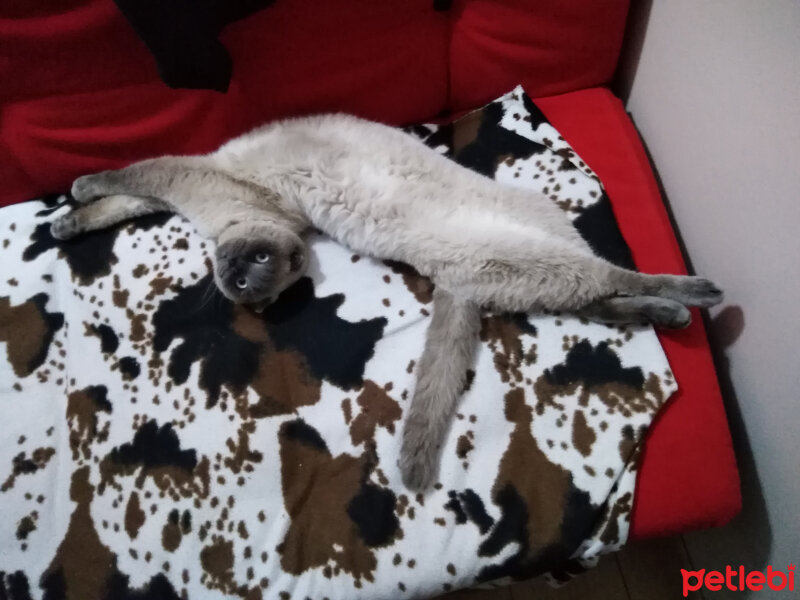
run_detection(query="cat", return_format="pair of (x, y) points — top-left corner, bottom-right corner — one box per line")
(51, 113), (723, 490)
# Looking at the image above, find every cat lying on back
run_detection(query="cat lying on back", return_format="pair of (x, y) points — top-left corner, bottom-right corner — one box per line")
(51, 114), (723, 491)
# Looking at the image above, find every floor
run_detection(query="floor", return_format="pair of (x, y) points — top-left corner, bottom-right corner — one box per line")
(433, 536), (705, 600)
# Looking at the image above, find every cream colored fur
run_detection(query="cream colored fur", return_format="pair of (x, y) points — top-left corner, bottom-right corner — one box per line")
(51, 114), (723, 490)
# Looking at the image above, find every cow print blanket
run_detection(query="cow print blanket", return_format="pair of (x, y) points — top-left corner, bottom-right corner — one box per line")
(0, 86), (677, 600)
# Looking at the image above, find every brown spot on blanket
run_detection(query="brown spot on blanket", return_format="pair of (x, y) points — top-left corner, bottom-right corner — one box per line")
(0, 294), (63, 377)
(278, 419), (400, 584)
(349, 380), (402, 446)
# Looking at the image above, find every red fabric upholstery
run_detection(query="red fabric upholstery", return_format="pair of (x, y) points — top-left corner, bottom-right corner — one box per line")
(0, 0), (740, 537)
(0, 0), (631, 206)
(536, 89), (741, 537)
(0, 0), (449, 204)
(449, 0), (629, 111)
(1, 86), (246, 203)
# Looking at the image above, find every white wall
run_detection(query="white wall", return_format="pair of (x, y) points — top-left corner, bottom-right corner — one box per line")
(620, 0), (799, 591)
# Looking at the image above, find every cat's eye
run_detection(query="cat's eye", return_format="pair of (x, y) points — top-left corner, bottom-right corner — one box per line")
(236, 278), (248, 289)
(255, 253), (270, 264)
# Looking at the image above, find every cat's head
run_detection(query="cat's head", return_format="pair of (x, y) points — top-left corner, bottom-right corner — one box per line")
(213, 220), (307, 309)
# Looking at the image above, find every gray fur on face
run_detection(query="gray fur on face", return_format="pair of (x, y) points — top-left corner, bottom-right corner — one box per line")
(213, 221), (307, 305)
(52, 113), (723, 490)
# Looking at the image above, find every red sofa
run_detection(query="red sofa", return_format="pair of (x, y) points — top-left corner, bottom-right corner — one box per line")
(0, 0), (740, 537)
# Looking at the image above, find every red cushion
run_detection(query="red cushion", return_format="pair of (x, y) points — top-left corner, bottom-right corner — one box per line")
(0, 0), (449, 206)
(1, 85), (246, 203)
(221, 1), (448, 129)
(448, 0), (630, 111)
(536, 88), (741, 538)
(0, 0), (156, 103)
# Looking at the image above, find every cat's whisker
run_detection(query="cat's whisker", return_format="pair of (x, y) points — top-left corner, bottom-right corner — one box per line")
(192, 277), (220, 315)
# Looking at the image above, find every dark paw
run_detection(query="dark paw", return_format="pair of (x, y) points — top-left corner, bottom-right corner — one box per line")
(50, 213), (81, 240)
(683, 277), (724, 307)
(667, 306), (692, 328)
(648, 302), (692, 329)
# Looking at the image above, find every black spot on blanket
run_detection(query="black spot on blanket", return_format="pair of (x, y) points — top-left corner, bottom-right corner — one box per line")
(89, 324), (120, 354)
(280, 418), (328, 452)
(477, 482), (597, 583)
(572, 192), (636, 270)
(81, 385), (113, 413)
(102, 572), (182, 600)
(152, 275), (261, 404)
(347, 481), (400, 548)
(520, 93), (550, 130)
(106, 420), (197, 473)
(445, 489), (495, 534)
(23, 223), (119, 286)
(23, 213), (170, 286)
(117, 356), (141, 380)
(34, 193), (75, 217)
(153, 275), (385, 404)
(40, 568), (181, 600)
(477, 483), (529, 564)
(262, 278), (387, 391)
(428, 101), (550, 179)
(544, 340), (644, 390)
(1, 570), (34, 600)
(444, 492), (468, 524)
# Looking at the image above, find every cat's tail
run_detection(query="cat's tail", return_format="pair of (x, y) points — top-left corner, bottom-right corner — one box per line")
(399, 287), (480, 491)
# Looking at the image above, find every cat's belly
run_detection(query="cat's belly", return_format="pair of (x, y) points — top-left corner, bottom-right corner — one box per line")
(415, 206), (550, 245)
(300, 175), (555, 268)
(314, 205), (552, 279)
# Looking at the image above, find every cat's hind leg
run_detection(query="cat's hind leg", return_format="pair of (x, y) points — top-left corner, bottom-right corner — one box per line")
(578, 296), (692, 328)
(454, 249), (722, 315)
(51, 195), (169, 240)
(607, 268), (723, 308)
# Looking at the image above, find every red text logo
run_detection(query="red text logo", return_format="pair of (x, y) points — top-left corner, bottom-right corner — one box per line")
(682, 565), (795, 596)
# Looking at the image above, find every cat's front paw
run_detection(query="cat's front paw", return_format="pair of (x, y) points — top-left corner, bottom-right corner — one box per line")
(50, 213), (82, 240)
(71, 174), (109, 204)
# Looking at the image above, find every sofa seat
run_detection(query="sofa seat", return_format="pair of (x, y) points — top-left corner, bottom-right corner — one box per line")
(0, 0), (739, 542)
(535, 88), (740, 536)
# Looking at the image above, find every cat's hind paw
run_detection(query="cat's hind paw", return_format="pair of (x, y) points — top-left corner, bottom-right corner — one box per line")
(643, 298), (692, 328)
(675, 276), (724, 308)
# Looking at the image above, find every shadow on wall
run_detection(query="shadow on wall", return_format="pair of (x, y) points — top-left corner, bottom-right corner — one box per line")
(613, 0), (654, 104)
(637, 132), (771, 590)
(686, 306), (774, 593)
(612, 4), (773, 585)
(638, 137), (772, 593)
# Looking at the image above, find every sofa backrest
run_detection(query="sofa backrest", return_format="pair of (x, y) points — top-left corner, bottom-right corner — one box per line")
(0, 0), (629, 205)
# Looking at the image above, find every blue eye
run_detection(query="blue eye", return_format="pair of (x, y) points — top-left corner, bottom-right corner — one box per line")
(255, 253), (270, 264)
(236, 278), (248, 289)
